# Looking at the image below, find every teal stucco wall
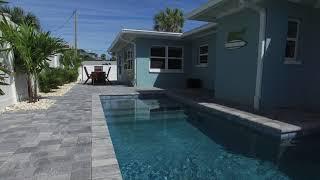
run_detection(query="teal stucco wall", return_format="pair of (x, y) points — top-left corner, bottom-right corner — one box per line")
(135, 38), (191, 88)
(188, 33), (216, 90)
(214, 9), (260, 107)
(260, 0), (320, 111)
(304, 9), (320, 111)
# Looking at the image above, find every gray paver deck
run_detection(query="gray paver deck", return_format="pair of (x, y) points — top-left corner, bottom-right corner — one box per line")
(0, 84), (319, 180)
(0, 84), (140, 180)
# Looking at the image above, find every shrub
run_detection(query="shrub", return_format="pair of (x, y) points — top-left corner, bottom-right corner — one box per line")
(39, 67), (78, 93)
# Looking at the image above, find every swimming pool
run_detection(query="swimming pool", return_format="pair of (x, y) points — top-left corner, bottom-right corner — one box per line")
(100, 94), (320, 180)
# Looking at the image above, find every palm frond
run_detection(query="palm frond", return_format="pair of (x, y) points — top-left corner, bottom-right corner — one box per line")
(153, 8), (184, 33)
(0, 1), (8, 5)
(0, 64), (10, 95)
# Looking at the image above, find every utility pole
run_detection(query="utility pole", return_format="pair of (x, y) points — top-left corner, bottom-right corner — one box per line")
(74, 10), (78, 57)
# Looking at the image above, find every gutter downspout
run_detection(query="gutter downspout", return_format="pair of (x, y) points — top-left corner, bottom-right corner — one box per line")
(119, 34), (137, 87)
(247, 4), (267, 111)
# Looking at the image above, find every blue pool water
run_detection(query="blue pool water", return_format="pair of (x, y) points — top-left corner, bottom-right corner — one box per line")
(101, 95), (320, 180)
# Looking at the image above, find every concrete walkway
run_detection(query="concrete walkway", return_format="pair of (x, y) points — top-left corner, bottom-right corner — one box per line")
(0, 84), (134, 180)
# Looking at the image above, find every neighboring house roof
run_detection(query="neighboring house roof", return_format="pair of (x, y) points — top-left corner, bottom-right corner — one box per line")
(82, 61), (117, 66)
(108, 23), (217, 53)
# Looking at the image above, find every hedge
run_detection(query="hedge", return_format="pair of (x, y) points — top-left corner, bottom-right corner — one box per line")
(39, 68), (78, 93)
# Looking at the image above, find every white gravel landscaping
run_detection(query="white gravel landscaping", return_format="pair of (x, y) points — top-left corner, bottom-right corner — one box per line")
(0, 82), (76, 113)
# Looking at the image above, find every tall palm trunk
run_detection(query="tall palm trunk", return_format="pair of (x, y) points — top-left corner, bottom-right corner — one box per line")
(26, 74), (33, 102)
(33, 74), (38, 102)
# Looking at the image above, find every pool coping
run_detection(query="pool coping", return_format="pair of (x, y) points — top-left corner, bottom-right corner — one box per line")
(91, 94), (123, 180)
(165, 91), (302, 140)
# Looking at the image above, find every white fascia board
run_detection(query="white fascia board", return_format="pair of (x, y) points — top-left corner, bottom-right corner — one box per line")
(108, 32), (123, 53)
(182, 23), (217, 38)
(108, 29), (183, 53)
(122, 29), (182, 37)
(185, 0), (225, 20)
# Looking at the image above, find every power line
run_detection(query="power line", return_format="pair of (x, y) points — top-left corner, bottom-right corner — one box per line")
(51, 10), (75, 32)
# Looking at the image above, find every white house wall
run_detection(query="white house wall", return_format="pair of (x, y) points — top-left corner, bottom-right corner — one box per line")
(47, 54), (61, 68)
(79, 65), (118, 82)
(0, 52), (28, 111)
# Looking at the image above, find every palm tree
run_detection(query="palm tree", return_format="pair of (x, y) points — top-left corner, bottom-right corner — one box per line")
(0, 63), (10, 95)
(154, 8), (184, 33)
(0, 16), (66, 102)
(0, 6), (41, 30)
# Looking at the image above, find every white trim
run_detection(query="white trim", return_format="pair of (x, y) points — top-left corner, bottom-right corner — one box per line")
(198, 44), (209, 67)
(109, 23), (217, 53)
(196, 64), (208, 68)
(117, 35), (137, 86)
(186, 0), (225, 19)
(284, 60), (302, 65)
(182, 23), (217, 38)
(284, 18), (301, 64)
(108, 29), (182, 53)
(253, 6), (267, 111)
(216, 6), (246, 19)
(149, 69), (184, 73)
(122, 29), (182, 36)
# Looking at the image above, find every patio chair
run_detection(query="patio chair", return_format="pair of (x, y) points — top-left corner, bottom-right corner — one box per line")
(83, 66), (91, 85)
(105, 67), (112, 85)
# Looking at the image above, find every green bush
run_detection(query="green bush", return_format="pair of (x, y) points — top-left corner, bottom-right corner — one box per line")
(39, 67), (78, 93)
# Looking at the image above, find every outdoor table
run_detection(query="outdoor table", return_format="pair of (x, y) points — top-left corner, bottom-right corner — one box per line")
(91, 71), (106, 85)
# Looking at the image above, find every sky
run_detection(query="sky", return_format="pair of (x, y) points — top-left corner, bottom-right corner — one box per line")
(9, 0), (208, 56)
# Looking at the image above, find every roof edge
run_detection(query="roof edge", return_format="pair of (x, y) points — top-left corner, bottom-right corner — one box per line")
(108, 24), (217, 53)
(108, 29), (183, 53)
(185, 0), (225, 20)
(182, 23), (217, 38)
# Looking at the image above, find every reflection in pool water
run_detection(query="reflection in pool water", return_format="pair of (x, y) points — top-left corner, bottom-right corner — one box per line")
(100, 95), (320, 180)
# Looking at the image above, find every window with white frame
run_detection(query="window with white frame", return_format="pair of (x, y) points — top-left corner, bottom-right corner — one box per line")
(118, 55), (122, 75)
(198, 45), (208, 66)
(285, 19), (300, 63)
(168, 47), (183, 70)
(126, 49), (133, 70)
(150, 46), (183, 72)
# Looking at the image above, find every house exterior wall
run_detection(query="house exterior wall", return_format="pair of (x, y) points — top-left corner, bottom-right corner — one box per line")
(189, 33), (216, 90)
(0, 51), (28, 110)
(117, 43), (135, 85)
(260, 0), (320, 111)
(214, 9), (260, 107)
(135, 38), (191, 88)
(304, 9), (320, 111)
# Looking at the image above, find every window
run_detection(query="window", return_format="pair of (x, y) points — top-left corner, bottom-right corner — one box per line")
(150, 46), (183, 72)
(125, 50), (134, 70)
(168, 47), (183, 70)
(94, 66), (103, 72)
(198, 45), (208, 66)
(285, 19), (300, 64)
(118, 67), (122, 75)
(150, 46), (166, 69)
(118, 55), (122, 75)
